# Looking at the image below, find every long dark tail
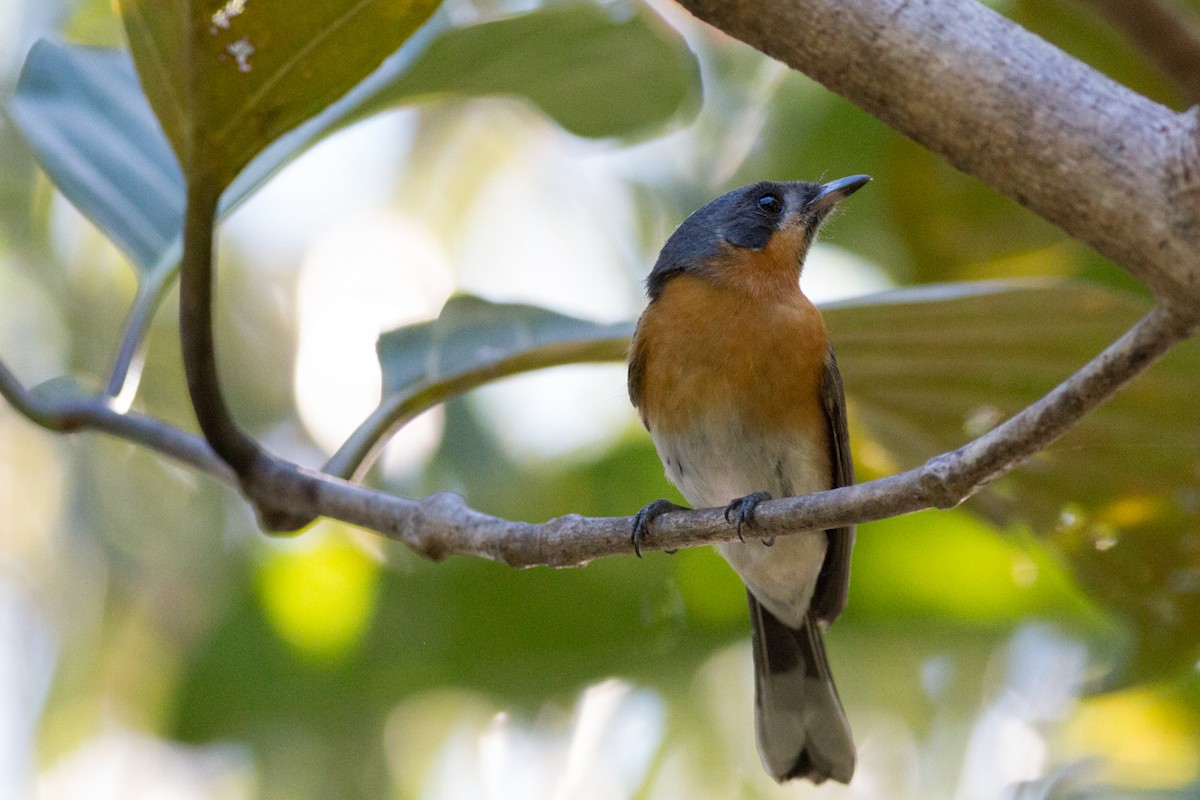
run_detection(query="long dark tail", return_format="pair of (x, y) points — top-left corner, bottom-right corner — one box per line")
(747, 592), (855, 784)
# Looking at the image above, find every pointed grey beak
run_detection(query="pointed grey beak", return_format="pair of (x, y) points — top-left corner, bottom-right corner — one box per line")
(807, 174), (871, 216)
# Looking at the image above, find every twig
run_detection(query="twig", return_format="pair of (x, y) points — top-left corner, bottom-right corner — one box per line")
(0, 360), (235, 483)
(325, 336), (630, 481)
(1088, 0), (1200, 105)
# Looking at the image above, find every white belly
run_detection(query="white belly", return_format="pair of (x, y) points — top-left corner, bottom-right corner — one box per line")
(650, 412), (830, 629)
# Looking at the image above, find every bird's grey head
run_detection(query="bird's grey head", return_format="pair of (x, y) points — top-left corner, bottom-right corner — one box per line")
(646, 175), (870, 300)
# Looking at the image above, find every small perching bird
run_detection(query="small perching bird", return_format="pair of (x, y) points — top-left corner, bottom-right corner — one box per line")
(628, 176), (869, 784)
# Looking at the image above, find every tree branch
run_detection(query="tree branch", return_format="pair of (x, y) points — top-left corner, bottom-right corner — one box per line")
(0, 360), (235, 483)
(7, 297), (1188, 567)
(1087, 0), (1200, 106)
(674, 0), (1200, 311)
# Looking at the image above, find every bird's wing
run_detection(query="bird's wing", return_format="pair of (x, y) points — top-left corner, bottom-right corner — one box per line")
(810, 346), (855, 624)
(627, 314), (649, 416)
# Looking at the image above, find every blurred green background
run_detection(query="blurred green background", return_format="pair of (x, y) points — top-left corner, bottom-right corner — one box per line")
(2, 0), (1200, 798)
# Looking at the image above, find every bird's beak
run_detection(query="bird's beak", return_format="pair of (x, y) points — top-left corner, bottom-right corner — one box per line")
(807, 174), (871, 216)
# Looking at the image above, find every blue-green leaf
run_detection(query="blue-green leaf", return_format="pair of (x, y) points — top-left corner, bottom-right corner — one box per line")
(9, 3), (698, 277)
(344, 4), (701, 140)
(328, 295), (631, 479)
(9, 40), (181, 274)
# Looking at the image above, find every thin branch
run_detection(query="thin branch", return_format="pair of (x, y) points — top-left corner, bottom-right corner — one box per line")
(105, 245), (181, 409)
(1088, 0), (1200, 105)
(0, 360), (59, 429)
(325, 336), (630, 482)
(57, 291), (1182, 565)
(0, 359), (235, 483)
(2, 296), (1194, 564)
(673, 0), (1200, 311)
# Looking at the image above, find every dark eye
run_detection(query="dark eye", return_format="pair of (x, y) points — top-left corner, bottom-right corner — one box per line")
(757, 194), (782, 214)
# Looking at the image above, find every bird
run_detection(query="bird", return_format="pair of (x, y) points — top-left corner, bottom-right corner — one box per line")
(627, 175), (869, 784)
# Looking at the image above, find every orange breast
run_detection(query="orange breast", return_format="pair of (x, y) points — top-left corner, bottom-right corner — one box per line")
(631, 272), (829, 439)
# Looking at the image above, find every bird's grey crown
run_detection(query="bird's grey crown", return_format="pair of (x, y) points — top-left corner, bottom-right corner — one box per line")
(645, 181), (822, 300)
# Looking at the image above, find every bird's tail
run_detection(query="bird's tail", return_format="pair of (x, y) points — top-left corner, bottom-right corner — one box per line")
(746, 592), (855, 784)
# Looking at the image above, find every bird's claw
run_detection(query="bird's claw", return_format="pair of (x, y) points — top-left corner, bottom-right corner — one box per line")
(723, 504), (746, 541)
(631, 499), (687, 558)
(723, 491), (772, 543)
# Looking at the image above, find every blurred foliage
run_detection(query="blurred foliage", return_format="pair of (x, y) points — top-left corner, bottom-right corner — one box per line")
(2, 0), (1200, 799)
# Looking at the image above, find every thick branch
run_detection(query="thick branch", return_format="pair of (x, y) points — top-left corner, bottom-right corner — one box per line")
(1088, 0), (1200, 105)
(674, 0), (1200, 311)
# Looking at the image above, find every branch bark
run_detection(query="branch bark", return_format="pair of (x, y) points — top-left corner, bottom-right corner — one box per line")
(674, 0), (1200, 311)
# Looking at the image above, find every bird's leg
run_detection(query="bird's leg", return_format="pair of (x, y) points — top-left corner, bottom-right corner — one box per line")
(631, 499), (688, 558)
(724, 491), (773, 545)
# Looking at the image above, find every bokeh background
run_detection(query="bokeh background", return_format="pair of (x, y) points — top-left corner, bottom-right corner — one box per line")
(2, 0), (1200, 798)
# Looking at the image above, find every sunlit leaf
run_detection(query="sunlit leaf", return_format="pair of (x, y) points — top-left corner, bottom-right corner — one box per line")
(115, 0), (442, 189)
(255, 522), (380, 663)
(847, 508), (1099, 627)
(1062, 688), (1200, 787)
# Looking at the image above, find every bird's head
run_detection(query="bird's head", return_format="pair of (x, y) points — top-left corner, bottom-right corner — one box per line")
(647, 175), (870, 300)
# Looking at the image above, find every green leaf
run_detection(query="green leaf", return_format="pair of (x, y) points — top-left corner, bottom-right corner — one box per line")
(10, 5), (696, 396)
(10, 4), (698, 279)
(825, 281), (1200, 677)
(822, 281), (1198, 527)
(378, 296), (632, 397)
(116, 0), (442, 189)
(328, 296), (631, 479)
(9, 41), (182, 275)
(352, 4), (700, 140)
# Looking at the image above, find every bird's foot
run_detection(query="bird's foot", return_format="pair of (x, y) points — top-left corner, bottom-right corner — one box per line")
(631, 499), (687, 558)
(723, 491), (772, 543)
